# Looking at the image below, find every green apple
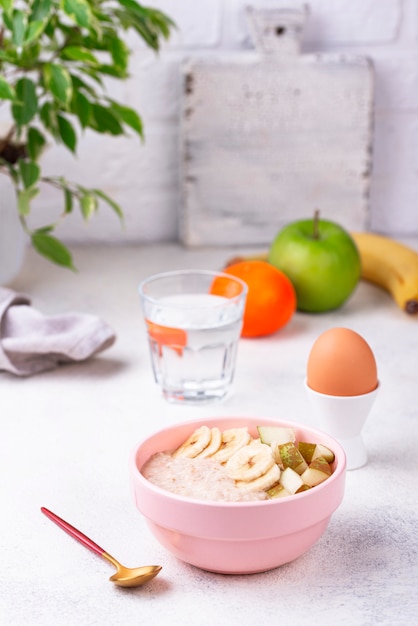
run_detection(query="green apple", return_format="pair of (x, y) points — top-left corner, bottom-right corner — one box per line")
(268, 213), (361, 312)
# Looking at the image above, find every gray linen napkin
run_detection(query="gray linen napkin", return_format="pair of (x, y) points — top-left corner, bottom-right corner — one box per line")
(0, 288), (116, 376)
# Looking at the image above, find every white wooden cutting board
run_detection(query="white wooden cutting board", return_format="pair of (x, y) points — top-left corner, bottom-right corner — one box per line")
(180, 6), (374, 247)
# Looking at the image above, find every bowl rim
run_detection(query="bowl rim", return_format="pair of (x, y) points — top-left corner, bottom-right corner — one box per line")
(129, 416), (347, 508)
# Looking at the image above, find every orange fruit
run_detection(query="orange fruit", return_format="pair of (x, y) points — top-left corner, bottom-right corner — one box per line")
(221, 260), (296, 337)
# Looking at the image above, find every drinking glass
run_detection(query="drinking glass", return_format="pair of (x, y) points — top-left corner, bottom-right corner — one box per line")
(138, 270), (248, 404)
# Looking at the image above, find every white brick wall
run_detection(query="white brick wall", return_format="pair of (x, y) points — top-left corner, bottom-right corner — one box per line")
(2, 0), (418, 243)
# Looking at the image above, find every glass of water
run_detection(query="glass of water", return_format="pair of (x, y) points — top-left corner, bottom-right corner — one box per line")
(138, 269), (248, 404)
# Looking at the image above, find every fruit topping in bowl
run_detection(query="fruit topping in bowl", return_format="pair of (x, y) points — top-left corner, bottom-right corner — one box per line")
(141, 425), (335, 503)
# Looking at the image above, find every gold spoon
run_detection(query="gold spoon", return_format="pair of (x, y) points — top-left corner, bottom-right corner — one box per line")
(41, 507), (162, 588)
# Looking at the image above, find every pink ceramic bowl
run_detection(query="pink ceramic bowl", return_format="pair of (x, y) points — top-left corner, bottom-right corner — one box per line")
(129, 416), (346, 575)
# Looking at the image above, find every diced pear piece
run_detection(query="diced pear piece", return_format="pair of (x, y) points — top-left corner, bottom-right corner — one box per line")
(278, 442), (308, 475)
(298, 441), (335, 464)
(297, 442), (317, 463)
(279, 467), (305, 495)
(271, 444), (284, 468)
(314, 444), (335, 463)
(266, 483), (290, 499)
(300, 457), (332, 487)
(257, 426), (296, 446)
(295, 483), (311, 494)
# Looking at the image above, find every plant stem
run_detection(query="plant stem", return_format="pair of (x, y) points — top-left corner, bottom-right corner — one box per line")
(313, 209), (320, 240)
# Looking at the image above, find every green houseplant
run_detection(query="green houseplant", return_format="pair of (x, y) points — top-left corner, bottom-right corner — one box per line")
(0, 0), (174, 270)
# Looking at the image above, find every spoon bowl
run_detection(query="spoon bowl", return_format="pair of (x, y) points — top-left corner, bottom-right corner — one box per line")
(104, 553), (161, 587)
(41, 507), (162, 588)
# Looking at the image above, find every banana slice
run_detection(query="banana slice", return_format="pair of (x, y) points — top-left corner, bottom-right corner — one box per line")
(225, 441), (275, 482)
(236, 463), (281, 493)
(195, 427), (222, 458)
(211, 427), (252, 463)
(172, 425), (212, 458)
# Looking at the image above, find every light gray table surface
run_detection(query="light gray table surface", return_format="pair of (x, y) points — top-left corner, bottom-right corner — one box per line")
(1, 241), (417, 626)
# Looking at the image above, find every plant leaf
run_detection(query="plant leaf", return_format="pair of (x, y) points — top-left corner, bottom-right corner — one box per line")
(70, 73), (96, 96)
(39, 101), (58, 133)
(23, 19), (47, 46)
(115, 2), (175, 48)
(30, 0), (52, 22)
(92, 188), (124, 220)
(61, 46), (99, 65)
(11, 77), (38, 126)
(27, 127), (46, 160)
(32, 225), (54, 235)
(78, 65), (104, 87)
(19, 41), (41, 67)
(110, 37), (129, 71)
(31, 231), (76, 270)
(80, 193), (98, 220)
(109, 101), (143, 138)
(64, 187), (73, 214)
(90, 104), (124, 135)
(0, 49), (17, 62)
(1, 6), (13, 29)
(0, 0), (13, 15)
(62, 0), (92, 29)
(0, 76), (16, 100)
(122, 13), (159, 51)
(94, 63), (128, 79)
(148, 9), (177, 38)
(17, 187), (40, 216)
(19, 160), (41, 188)
(72, 90), (90, 128)
(43, 63), (73, 106)
(117, 0), (143, 13)
(57, 113), (77, 152)
(12, 9), (26, 48)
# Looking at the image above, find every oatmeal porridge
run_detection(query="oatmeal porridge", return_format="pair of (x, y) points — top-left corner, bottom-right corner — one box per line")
(141, 453), (267, 502)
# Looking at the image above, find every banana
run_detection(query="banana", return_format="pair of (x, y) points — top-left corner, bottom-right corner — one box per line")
(351, 232), (418, 315)
(224, 233), (418, 315)
(236, 463), (281, 493)
(195, 427), (222, 458)
(172, 425), (212, 459)
(225, 441), (275, 482)
(211, 427), (252, 463)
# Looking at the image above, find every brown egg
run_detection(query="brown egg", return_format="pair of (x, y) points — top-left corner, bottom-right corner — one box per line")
(307, 327), (378, 396)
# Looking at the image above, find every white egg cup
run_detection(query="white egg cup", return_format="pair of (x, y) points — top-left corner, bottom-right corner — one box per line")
(304, 379), (380, 470)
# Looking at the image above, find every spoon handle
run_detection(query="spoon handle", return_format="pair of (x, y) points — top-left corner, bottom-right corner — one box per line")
(41, 507), (105, 557)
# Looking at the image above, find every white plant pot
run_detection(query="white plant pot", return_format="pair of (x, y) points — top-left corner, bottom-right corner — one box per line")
(0, 183), (27, 286)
